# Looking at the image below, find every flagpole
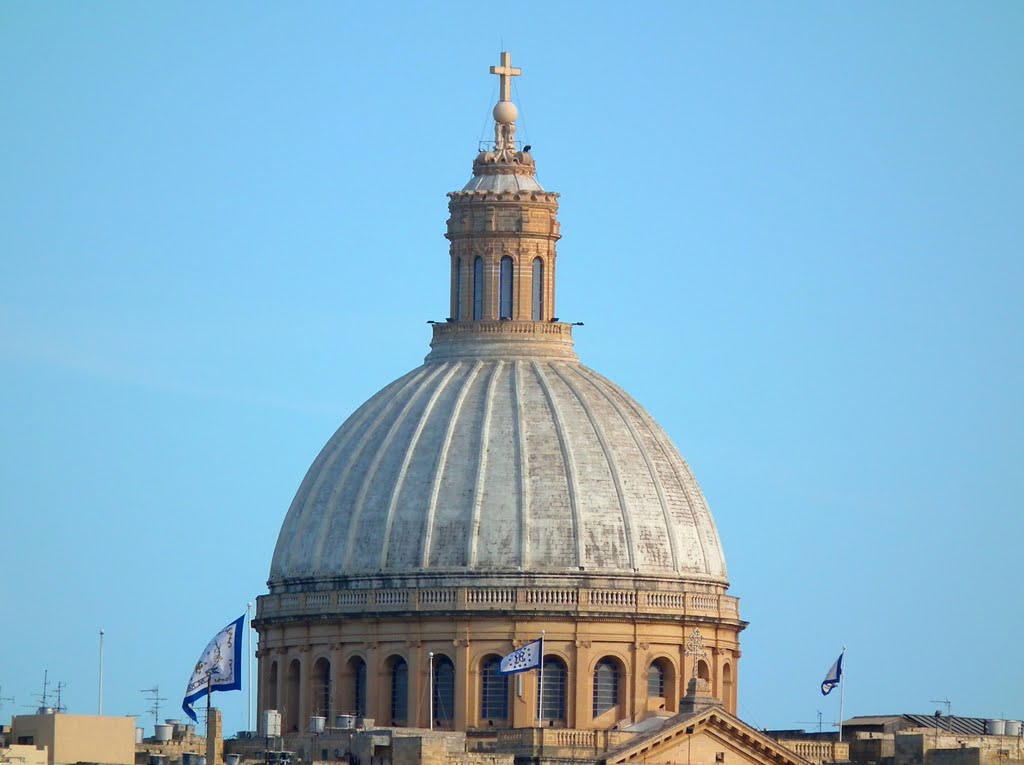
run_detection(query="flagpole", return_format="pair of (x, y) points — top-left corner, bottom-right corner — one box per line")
(98, 628), (104, 715)
(428, 652), (434, 731)
(838, 646), (846, 743)
(537, 631), (545, 728)
(206, 673), (213, 736)
(247, 602), (253, 733)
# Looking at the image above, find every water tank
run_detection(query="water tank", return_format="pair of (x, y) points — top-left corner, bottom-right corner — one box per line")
(149, 756), (168, 765)
(154, 724), (173, 743)
(196, 757), (206, 765)
(261, 709), (282, 737)
(988, 719), (1006, 736)
(182, 754), (196, 765)
(1005, 721), (1021, 736)
(136, 727), (144, 744)
(226, 755), (241, 765)
(335, 714), (355, 729)
(309, 715), (326, 733)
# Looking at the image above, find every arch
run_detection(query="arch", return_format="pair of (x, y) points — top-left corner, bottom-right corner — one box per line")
(697, 659), (711, 683)
(312, 657), (331, 719)
(432, 655), (455, 728)
(647, 661), (665, 699)
(473, 256), (484, 320)
(347, 656), (367, 717)
(386, 655), (408, 725)
(538, 656), (567, 723)
(647, 656), (677, 712)
(722, 662), (733, 709)
(267, 660), (279, 711)
(592, 656), (622, 719)
(479, 655), (509, 722)
(286, 659), (301, 733)
(454, 257), (463, 320)
(531, 257), (544, 320)
(499, 256), (514, 319)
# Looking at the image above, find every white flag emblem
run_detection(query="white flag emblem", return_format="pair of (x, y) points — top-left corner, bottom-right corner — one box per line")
(499, 638), (542, 675)
(181, 614), (245, 722)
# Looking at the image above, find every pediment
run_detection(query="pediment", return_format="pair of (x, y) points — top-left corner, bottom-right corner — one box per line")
(604, 706), (812, 765)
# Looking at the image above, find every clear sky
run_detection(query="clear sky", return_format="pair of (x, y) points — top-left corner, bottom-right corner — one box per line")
(2, 1), (1022, 736)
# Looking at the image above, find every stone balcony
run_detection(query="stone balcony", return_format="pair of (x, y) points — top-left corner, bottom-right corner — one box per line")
(257, 585), (740, 624)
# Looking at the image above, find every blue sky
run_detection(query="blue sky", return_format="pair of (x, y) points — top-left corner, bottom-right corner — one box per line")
(1, 1), (1022, 734)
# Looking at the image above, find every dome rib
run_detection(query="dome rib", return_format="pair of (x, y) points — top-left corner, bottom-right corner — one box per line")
(602, 373), (720, 578)
(295, 365), (429, 577)
(379, 362), (463, 569)
(467, 361), (502, 567)
(574, 365), (683, 573)
(512, 360), (529, 567)
(341, 363), (450, 572)
(421, 361), (479, 568)
(531, 360), (584, 569)
(552, 363), (637, 571)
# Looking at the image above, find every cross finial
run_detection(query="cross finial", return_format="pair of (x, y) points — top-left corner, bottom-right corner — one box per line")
(684, 628), (707, 679)
(490, 51), (521, 102)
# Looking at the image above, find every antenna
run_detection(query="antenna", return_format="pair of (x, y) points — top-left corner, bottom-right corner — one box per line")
(797, 711), (825, 734)
(141, 686), (167, 726)
(930, 698), (952, 731)
(32, 670), (51, 712)
(53, 682), (68, 714)
(0, 686), (15, 711)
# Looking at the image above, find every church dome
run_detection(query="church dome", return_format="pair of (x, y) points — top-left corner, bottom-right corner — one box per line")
(256, 53), (743, 734)
(269, 351), (727, 589)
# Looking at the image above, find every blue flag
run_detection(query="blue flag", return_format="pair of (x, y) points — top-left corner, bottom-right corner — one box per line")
(182, 614), (245, 723)
(498, 638), (542, 675)
(821, 651), (843, 696)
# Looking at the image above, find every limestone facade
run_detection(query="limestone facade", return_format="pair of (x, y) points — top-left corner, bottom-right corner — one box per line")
(9, 714), (134, 765)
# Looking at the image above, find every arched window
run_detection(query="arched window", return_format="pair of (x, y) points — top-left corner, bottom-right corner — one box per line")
(697, 659), (710, 683)
(313, 657), (331, 719)
(267, 661), (278, 711)
(473, 257), (484, 320)
(537, 657), (567, 722)
(593, 658), (620, 717)
(454, 257), (463, 320)
(286, 659), (301, 733)
(723, 663), (733, 707)
(433, 656), (455, 727)
(480, 657), (508, 721)
(532, 257), (544, 320)
(389, 657), (408, 725)
(499, 256), (514, 319)
(647, 661), (665, 698)
(349, 657), (367, 717)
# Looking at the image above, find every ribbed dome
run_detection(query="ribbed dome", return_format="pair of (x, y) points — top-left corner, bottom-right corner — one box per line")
(269, 355), (727, 588)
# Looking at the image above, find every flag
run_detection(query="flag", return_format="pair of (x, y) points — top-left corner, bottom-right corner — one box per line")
(821, 651), (844, 696)
(499, 638), (542, 675)
(182, 614), (245, 722)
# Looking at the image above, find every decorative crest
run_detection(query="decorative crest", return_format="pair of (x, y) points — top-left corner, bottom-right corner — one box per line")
(685, 628), (707, 679)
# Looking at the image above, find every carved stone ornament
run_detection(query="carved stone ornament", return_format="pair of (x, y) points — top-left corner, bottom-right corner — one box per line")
(453, 638), (471, 648)
(575, 640), (592, 649)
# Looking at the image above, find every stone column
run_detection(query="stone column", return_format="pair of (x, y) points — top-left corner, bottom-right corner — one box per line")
(407, 642), (424, 728)
(454, 637), (470, 730)
(573, 640), (593, 730)
(330, 643), (345, 723)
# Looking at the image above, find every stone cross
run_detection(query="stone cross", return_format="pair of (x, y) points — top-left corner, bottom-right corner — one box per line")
(490, 51), (521, 102)
(684, 628), (706, 679)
